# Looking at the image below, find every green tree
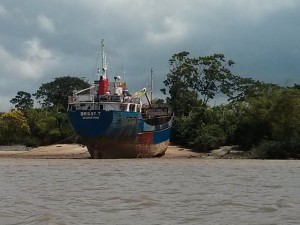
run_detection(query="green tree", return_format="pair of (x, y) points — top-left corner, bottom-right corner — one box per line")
(292, 84), (300, 90)
(231, 86), (278, 150)
(231, 87), (300, 158)
(23, 107), (76, 146)
(22, 108), (43, 146)
(0, 110), (30, 144)
(152, 98), (165, 105)
(34, 76), (89, 109)
(36, 116), (61, 144)
(10, 91), (34, 110)
(230, 79), (280, 102)
(161, 51), (199, 116)
(170, 105), (227, 151)
(268, 88), (300, 144)
(210, 102), (247, 145)
(161, 52), (236, 116)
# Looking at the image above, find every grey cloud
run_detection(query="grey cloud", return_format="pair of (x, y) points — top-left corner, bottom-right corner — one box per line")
(0, 0), (300, 111)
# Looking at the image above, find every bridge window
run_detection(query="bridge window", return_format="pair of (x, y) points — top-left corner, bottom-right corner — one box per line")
(129, 104), (135, 112)
(120, 104), (126, 111)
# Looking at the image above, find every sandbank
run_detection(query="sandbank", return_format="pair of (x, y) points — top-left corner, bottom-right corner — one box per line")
(0, 144), (90, 159)
(0, 144), (245, 159)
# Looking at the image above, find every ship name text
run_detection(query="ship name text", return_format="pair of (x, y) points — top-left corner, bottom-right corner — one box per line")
(80, 111), (101, 119)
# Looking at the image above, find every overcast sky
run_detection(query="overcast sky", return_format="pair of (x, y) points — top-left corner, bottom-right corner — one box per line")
(1, 0), (300, 111)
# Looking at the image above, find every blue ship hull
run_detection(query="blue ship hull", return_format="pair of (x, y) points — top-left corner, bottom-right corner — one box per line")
(68, 110), (172, 158)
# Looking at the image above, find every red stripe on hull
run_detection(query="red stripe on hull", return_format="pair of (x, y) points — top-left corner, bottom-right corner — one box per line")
(137, 132), (153, 144)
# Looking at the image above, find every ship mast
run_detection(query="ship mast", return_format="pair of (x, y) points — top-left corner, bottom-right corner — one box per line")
(150, 68), (153, 104)
(101, 39), (107, 80)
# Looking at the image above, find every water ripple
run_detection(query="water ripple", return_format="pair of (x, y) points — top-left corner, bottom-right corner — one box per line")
(0, 159), (300, 224)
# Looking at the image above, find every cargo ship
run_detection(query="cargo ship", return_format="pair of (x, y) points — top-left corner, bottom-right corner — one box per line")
(67, 40), (173, 158)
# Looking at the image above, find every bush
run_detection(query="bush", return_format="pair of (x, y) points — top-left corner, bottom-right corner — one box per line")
(24, 137), (40, 147)
(253, 141), (300, 159)
(232, 120), (272, 151)
(193, 124), (226, 151)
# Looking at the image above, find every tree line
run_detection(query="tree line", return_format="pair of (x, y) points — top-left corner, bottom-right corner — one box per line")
(162, 51), (300, 159)
(1, 52), (300, 159)
(0, 76), (89, 147)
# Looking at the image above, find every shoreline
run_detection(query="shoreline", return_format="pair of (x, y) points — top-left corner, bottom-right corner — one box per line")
(0, 144), (249, 159)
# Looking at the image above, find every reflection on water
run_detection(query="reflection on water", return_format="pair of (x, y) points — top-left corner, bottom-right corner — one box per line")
(0, 159), (300, 225)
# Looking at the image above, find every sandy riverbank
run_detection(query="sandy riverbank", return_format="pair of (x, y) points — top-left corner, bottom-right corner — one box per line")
(0, 144), (248, 159)
(0, 144), (90, 159)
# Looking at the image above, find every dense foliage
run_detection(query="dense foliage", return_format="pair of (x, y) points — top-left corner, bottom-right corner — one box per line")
(0, 110), (30, 144)
(0, 76), (89, 146)
(161, 52), (237, 116)
(10, 91), (34, 110)
(34, 76), (90, 108)
(162, 51), (300, 159)
(233, 87), (300, 159)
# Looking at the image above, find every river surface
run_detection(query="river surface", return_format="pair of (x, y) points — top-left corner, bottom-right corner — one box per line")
(0, 159), (299, 225)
